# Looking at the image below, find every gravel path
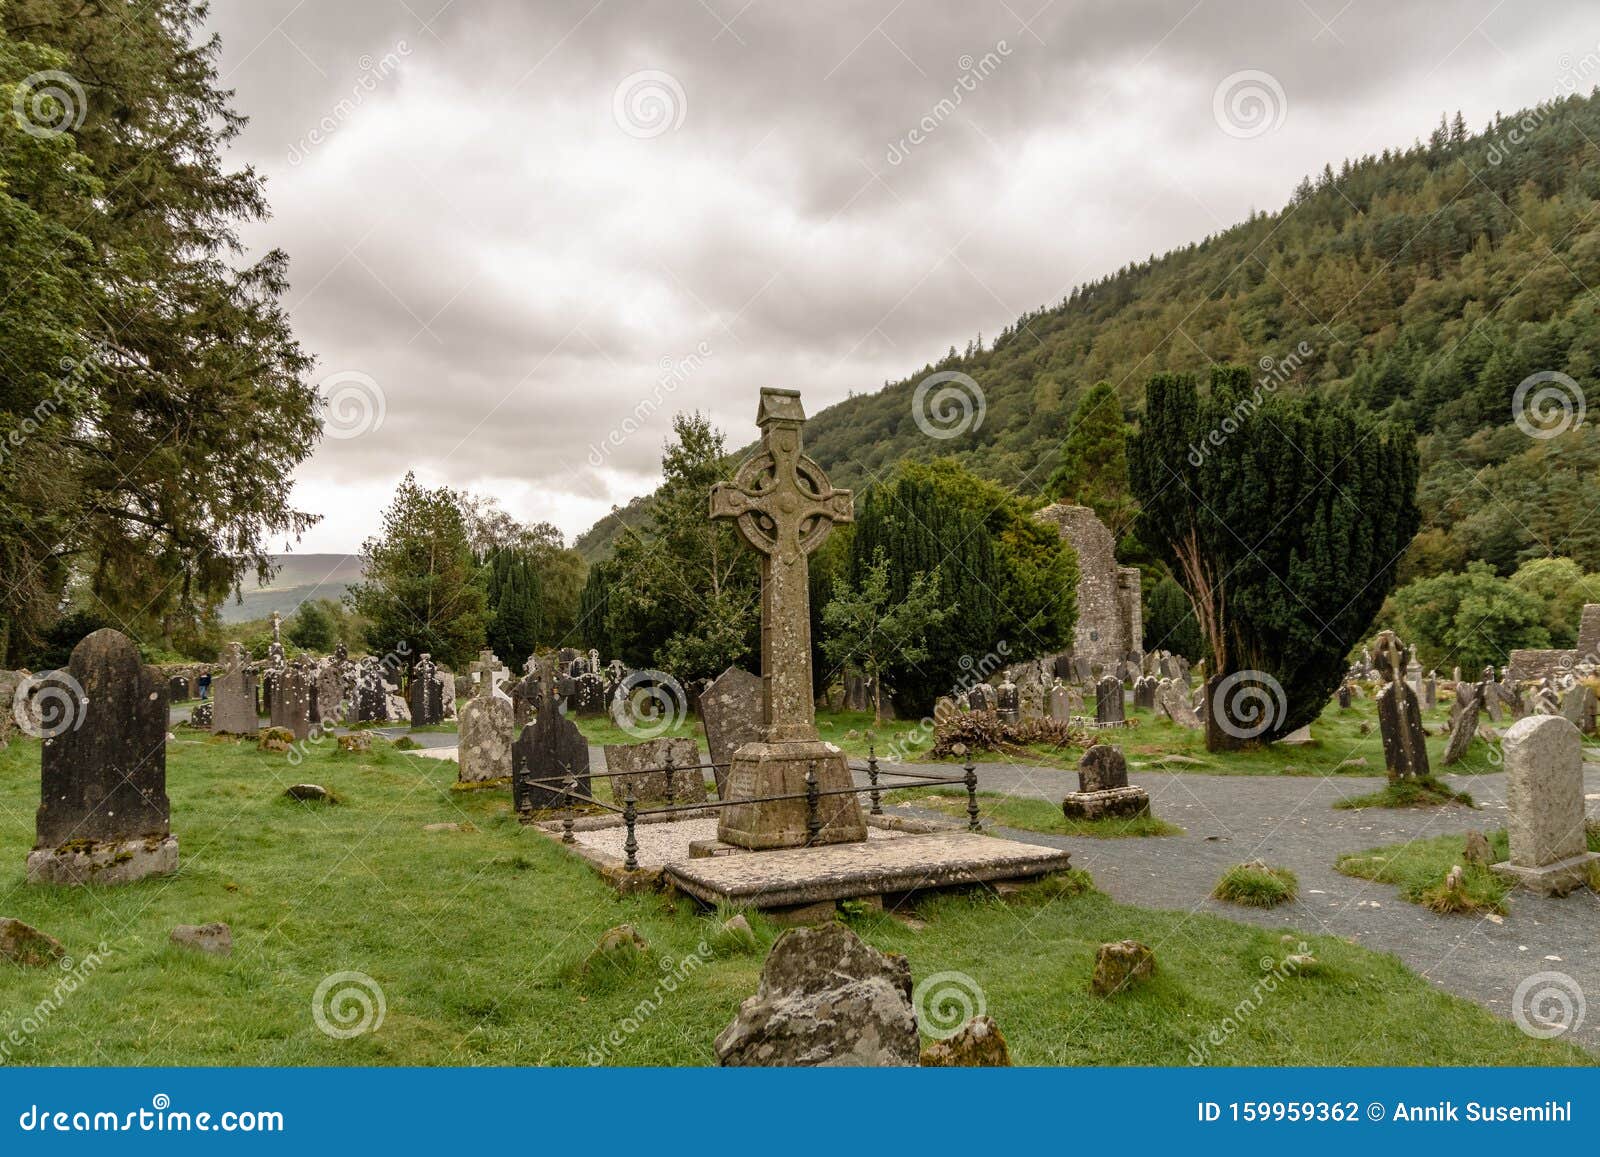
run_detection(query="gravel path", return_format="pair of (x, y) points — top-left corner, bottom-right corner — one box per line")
(873, 759), (1600, 1051)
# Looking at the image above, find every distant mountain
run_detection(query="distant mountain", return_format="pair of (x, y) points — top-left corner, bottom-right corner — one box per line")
(577, 92), (1600, 577)
(220, 554), (364, 623)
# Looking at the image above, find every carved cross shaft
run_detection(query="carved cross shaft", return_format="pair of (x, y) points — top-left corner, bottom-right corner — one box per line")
(711, 389), (852, 742)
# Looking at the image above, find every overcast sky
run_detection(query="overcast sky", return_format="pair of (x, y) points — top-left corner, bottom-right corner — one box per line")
(204, 0), (1600, 554)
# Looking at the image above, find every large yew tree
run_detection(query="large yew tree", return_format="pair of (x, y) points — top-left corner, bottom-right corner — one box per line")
(0, 1), (320, 662)
(1130, 366), (1418, 737)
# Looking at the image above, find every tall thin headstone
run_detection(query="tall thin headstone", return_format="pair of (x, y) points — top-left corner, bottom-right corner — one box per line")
(709, 388), (865, 848)
(210, 642), (258, 734)
(513, 657), (591, 811)
(28, 629), (177, 885)
(699, 665), (763, 800)
(1374, 630), (1428, 779)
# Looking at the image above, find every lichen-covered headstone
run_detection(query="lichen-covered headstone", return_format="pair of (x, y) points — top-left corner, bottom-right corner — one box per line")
(1492, 714), (1600, 895)
(457, 692), (513, 784)
(699, 665), (763, 799)
(29, 629), (177, 885)
(210, 642), (258, 735)
(603, 737), (706, 804)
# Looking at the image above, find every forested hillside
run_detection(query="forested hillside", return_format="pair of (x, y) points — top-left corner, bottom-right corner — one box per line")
(580, 91), (1600, 583)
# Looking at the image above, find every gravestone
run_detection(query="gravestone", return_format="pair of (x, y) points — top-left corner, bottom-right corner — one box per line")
(574, 671), (607, 716)
(210, 643), (258, 734)
(511, 669), (541, 730)
(1373, 631), (1428, 780)
(1132, 675), (1157, 710)
(1094, 676), (1124, 724)
(352, 657), (388, 723)
(1560, 680), (1595, 734)
(28, 629), (177, 885)
(468, 649), (507, 697)
(1491, 715), (1600, 895)
(270, 659), (312, 741)
(709, 388), (866, 848)
(700, 665), (763, 800)
(965, 683), (996, 713)
(313, 658), (344, 727)
(457, 689), (513, 784)
(1018, 680), (1045, 721)
(1155, 678), (1202, 729)
(1423, 671), (1437, 710)
(409, 654), (444, 726)
(168, 675), (189, 702)
(604, 737), (707, 804)
(1337, 682), (1352, 710)
(1061, 744), (1150, 821)
(843, 671), (871, 713)
(1441, 684), (1479, 766)
(1047, 680), (1074, 722)
(513, 658), (591, 811)
(996, 678), (1019, 723)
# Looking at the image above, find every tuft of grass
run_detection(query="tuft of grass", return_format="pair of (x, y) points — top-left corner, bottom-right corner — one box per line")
(1213, 861), (1299, 907)
(390, 736), (421, 751)
(1334, 777), (1474, 810)
(1336, 832), (1511, 915)
(902, 789), (1183, 838)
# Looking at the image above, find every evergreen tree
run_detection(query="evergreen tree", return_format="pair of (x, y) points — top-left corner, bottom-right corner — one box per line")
(347, 473), (488, 670)
(286, 600), (336, 652)
(822, 547), (951, 725)
(1143, 576), (1205, 662)
(1130, 366), (1419, 740)
(1046, 381), (1136, 537)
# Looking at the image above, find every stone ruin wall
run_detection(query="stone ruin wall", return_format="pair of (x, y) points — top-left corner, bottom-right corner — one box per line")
(1032, 503), (1141, 671)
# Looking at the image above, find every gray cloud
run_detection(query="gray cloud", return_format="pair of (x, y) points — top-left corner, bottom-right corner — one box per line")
(203, 0), (1598, 552)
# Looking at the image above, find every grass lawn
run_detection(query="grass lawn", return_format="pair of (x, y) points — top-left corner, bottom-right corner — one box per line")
(1334, 777), (1476, 810)
(1337, 825), (1600, 915)
(893, 788), (1183, 838)
(0, 734), (1589, 1066)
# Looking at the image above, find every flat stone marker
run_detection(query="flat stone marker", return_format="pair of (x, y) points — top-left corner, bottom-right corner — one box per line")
(699, 665), (763, 799)
(29, 629), (177, 885)
(709, 388), (865, 849)
(1492, 714), (1600, 895)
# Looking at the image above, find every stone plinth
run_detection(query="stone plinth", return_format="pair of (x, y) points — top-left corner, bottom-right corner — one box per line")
(27, 835), (178, 886)
(666, 830), (1071, 910)
(718, 740), (866, 849)
(1062, 786), (1150, 821)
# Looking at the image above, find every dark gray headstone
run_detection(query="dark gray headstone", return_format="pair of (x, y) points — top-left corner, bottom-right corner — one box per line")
(409, 654), (444, 726)
(996, 679), (1019, 723)
(35, 629), (170, 848)
(1094, 676), (1124, 723)
(1377, 677), (1430, 779)
(700, 665), (763, 800)
(513, 662), (591, 811)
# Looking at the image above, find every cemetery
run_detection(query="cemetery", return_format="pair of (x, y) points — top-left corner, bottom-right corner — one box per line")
(3, 0), (1600, 1092)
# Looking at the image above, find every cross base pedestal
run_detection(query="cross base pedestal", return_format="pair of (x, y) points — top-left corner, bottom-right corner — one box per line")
(717, 740), (867, 850)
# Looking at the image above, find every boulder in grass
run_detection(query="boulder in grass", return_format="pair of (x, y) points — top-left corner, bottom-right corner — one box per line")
(1463, 830), (1495, 865)
(0, 917), (64, 967)
(285, 784), (332, 802)
(1091, 939), (1156, 996)
(170, 922), (232, 956)
(918, 1015), (1012, 1066)
(257, 726), (295, 754)
(336, 732), (372, 755)
(584, 924), (648, 972)
(714, 922), (918, 1067)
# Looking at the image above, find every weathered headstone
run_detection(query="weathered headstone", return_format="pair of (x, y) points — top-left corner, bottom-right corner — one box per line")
(270, 658), (312, 741)
(700, 665), (763, 800)
(1094, 676), (1124, 724)
(210, 643), (258, 734)
(1561, 680), (1595, 734)
(996, 678), (1019, 723)
(1132, 675), (1157, 711)
(1062, 744), (1150, 820)
(1047, 680), (1074, 721)
(1373, 630), (1428, 779)
(313, 657), (344, 727)
(603, 737), (707, 804)
(1336, 682), (1352, 710)
(409, 653), (444, 726)
(1441, 684), (1479, 766)
(574, 671), (607, 716)
(965, 682), (997, 713)
(28, 629), (177, 885)
(457, 690), (513, 784)
(1491, 715), (1600, 895)
(351, 657), (388, 723)
(708, 388), (865, 848)
(512, 658), (591, 811)
(1423, 671), (1437, 710)
(1156, 678), (1202, 729)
